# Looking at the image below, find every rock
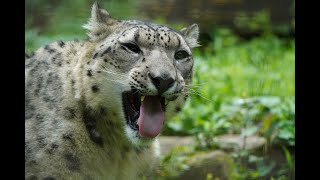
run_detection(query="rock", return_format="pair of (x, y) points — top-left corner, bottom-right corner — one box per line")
(159, 135), (266, 155)
(214, 134), (266, 151)
(159, 136), (195, 156)
(179, 150), (234, 180)
(157, 135), (265, 179)
(158, 136), (234, 180)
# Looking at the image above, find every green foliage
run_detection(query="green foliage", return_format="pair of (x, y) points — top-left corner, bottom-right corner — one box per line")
(232, 153), (277, 179)
(159, 146), (196, 177)
(229, 145), (295, 180)
(25, 29), (82, 53)
(164, 31), (295, 147)
(282, 146), (294, 172)
(162, 30), (294, 179)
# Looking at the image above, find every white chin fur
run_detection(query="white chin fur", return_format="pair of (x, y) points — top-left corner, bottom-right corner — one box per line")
(124, 125), (155, 147)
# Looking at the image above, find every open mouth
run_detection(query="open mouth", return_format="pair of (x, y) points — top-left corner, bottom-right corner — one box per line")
(122, 89), (166, 138)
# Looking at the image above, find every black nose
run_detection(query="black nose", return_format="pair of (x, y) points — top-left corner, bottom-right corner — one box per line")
(149, 73), (175, 94)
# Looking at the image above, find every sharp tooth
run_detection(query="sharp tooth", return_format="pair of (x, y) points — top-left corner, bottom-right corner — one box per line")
(141, 96), (145, 101)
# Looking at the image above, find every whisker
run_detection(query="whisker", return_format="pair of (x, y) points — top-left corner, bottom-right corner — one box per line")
(99, 73), (128, 81)
(130, 107), (139, 114)
(101, 77), (128, 85)
(98, 68), (128, 79)
(99, 65), (128, 77)
(181, 89), (213, 102)
(183, 87), (201, 93)
(93, 66), (131, 86)
(99, 70), (127, 78)
(98, 69), (128, 80)
(184, 84), (203, 88)
(131, 89), (140, 95)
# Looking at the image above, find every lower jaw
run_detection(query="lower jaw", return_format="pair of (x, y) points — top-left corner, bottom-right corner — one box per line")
(125, 126), (155, 147)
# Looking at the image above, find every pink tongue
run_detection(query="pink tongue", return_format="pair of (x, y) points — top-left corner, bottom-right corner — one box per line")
(138, 96), (164, 138)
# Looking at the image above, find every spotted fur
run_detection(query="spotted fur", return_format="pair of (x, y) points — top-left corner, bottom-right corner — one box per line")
(25, 2), (199, 179)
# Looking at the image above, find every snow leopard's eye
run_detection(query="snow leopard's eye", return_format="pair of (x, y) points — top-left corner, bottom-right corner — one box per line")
(174, 50), (189, 60)
(121, 43), (141, 54)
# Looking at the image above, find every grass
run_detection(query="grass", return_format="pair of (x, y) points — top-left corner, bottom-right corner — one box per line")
(194, 28), (294, 98)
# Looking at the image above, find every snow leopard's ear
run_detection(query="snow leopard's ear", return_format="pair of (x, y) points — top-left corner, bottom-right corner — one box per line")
(180, 24), (200, 48)
(83, 2), (119, 40)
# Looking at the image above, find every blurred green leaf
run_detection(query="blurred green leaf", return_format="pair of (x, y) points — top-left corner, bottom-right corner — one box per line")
(241, 126), (259, 137)
(282, 146), (294, 171)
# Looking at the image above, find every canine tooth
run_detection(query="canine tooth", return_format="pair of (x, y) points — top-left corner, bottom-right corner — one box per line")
(141, 96), (145, 101)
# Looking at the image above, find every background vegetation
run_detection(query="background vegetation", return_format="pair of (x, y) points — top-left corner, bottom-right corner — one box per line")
(26, 0), (295, 179)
